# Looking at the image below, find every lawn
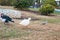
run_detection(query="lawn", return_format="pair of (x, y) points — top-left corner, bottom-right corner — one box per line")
(54, 11), (60, 15)
(0, 18), (60, 40)
(0, 10), (60, 40)
(0, 6), (60, 40)
(28, 8), (39, 11)
(0, 22), (32, 40)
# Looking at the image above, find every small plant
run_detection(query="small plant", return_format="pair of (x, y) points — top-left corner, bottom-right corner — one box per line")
(42, 0), (57, 7)
(14, 0), (32, 9)
(39, 4), (54, 15)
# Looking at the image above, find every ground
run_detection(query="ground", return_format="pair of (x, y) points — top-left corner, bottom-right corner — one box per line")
(0, 6), (60, 40)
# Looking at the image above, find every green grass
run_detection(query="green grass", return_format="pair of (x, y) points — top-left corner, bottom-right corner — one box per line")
(0, 18), (60, 39)
(41, 18), (60, 23)
(54, 11), (60, 15)
(0, 24), (32, 39)
(28, 8), (39, 11)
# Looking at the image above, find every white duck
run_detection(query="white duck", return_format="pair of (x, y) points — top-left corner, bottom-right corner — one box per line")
(19, 18), (31, 26)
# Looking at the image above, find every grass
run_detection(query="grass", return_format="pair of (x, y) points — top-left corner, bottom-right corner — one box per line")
(0, 18), (60, 40)
(0, 23), (32, 39)
(0, 15), (60, 40)
(31, 17), (60, 24)
(0, 6), (60, 40)
(40, 18), (60, 23)
(28, 8), (39, 11)
(0, 22), (60, 40)
(28, 8), (60, 24)
(54, 11), (60, 15)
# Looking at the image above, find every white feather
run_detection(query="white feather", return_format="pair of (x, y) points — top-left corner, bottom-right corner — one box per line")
(2, 19), (6, 22)
(0, 18), (6, 22)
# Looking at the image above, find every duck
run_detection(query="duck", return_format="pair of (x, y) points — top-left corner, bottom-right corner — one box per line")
(0, 13), (14, 24)
(19, 18), (31, 26)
